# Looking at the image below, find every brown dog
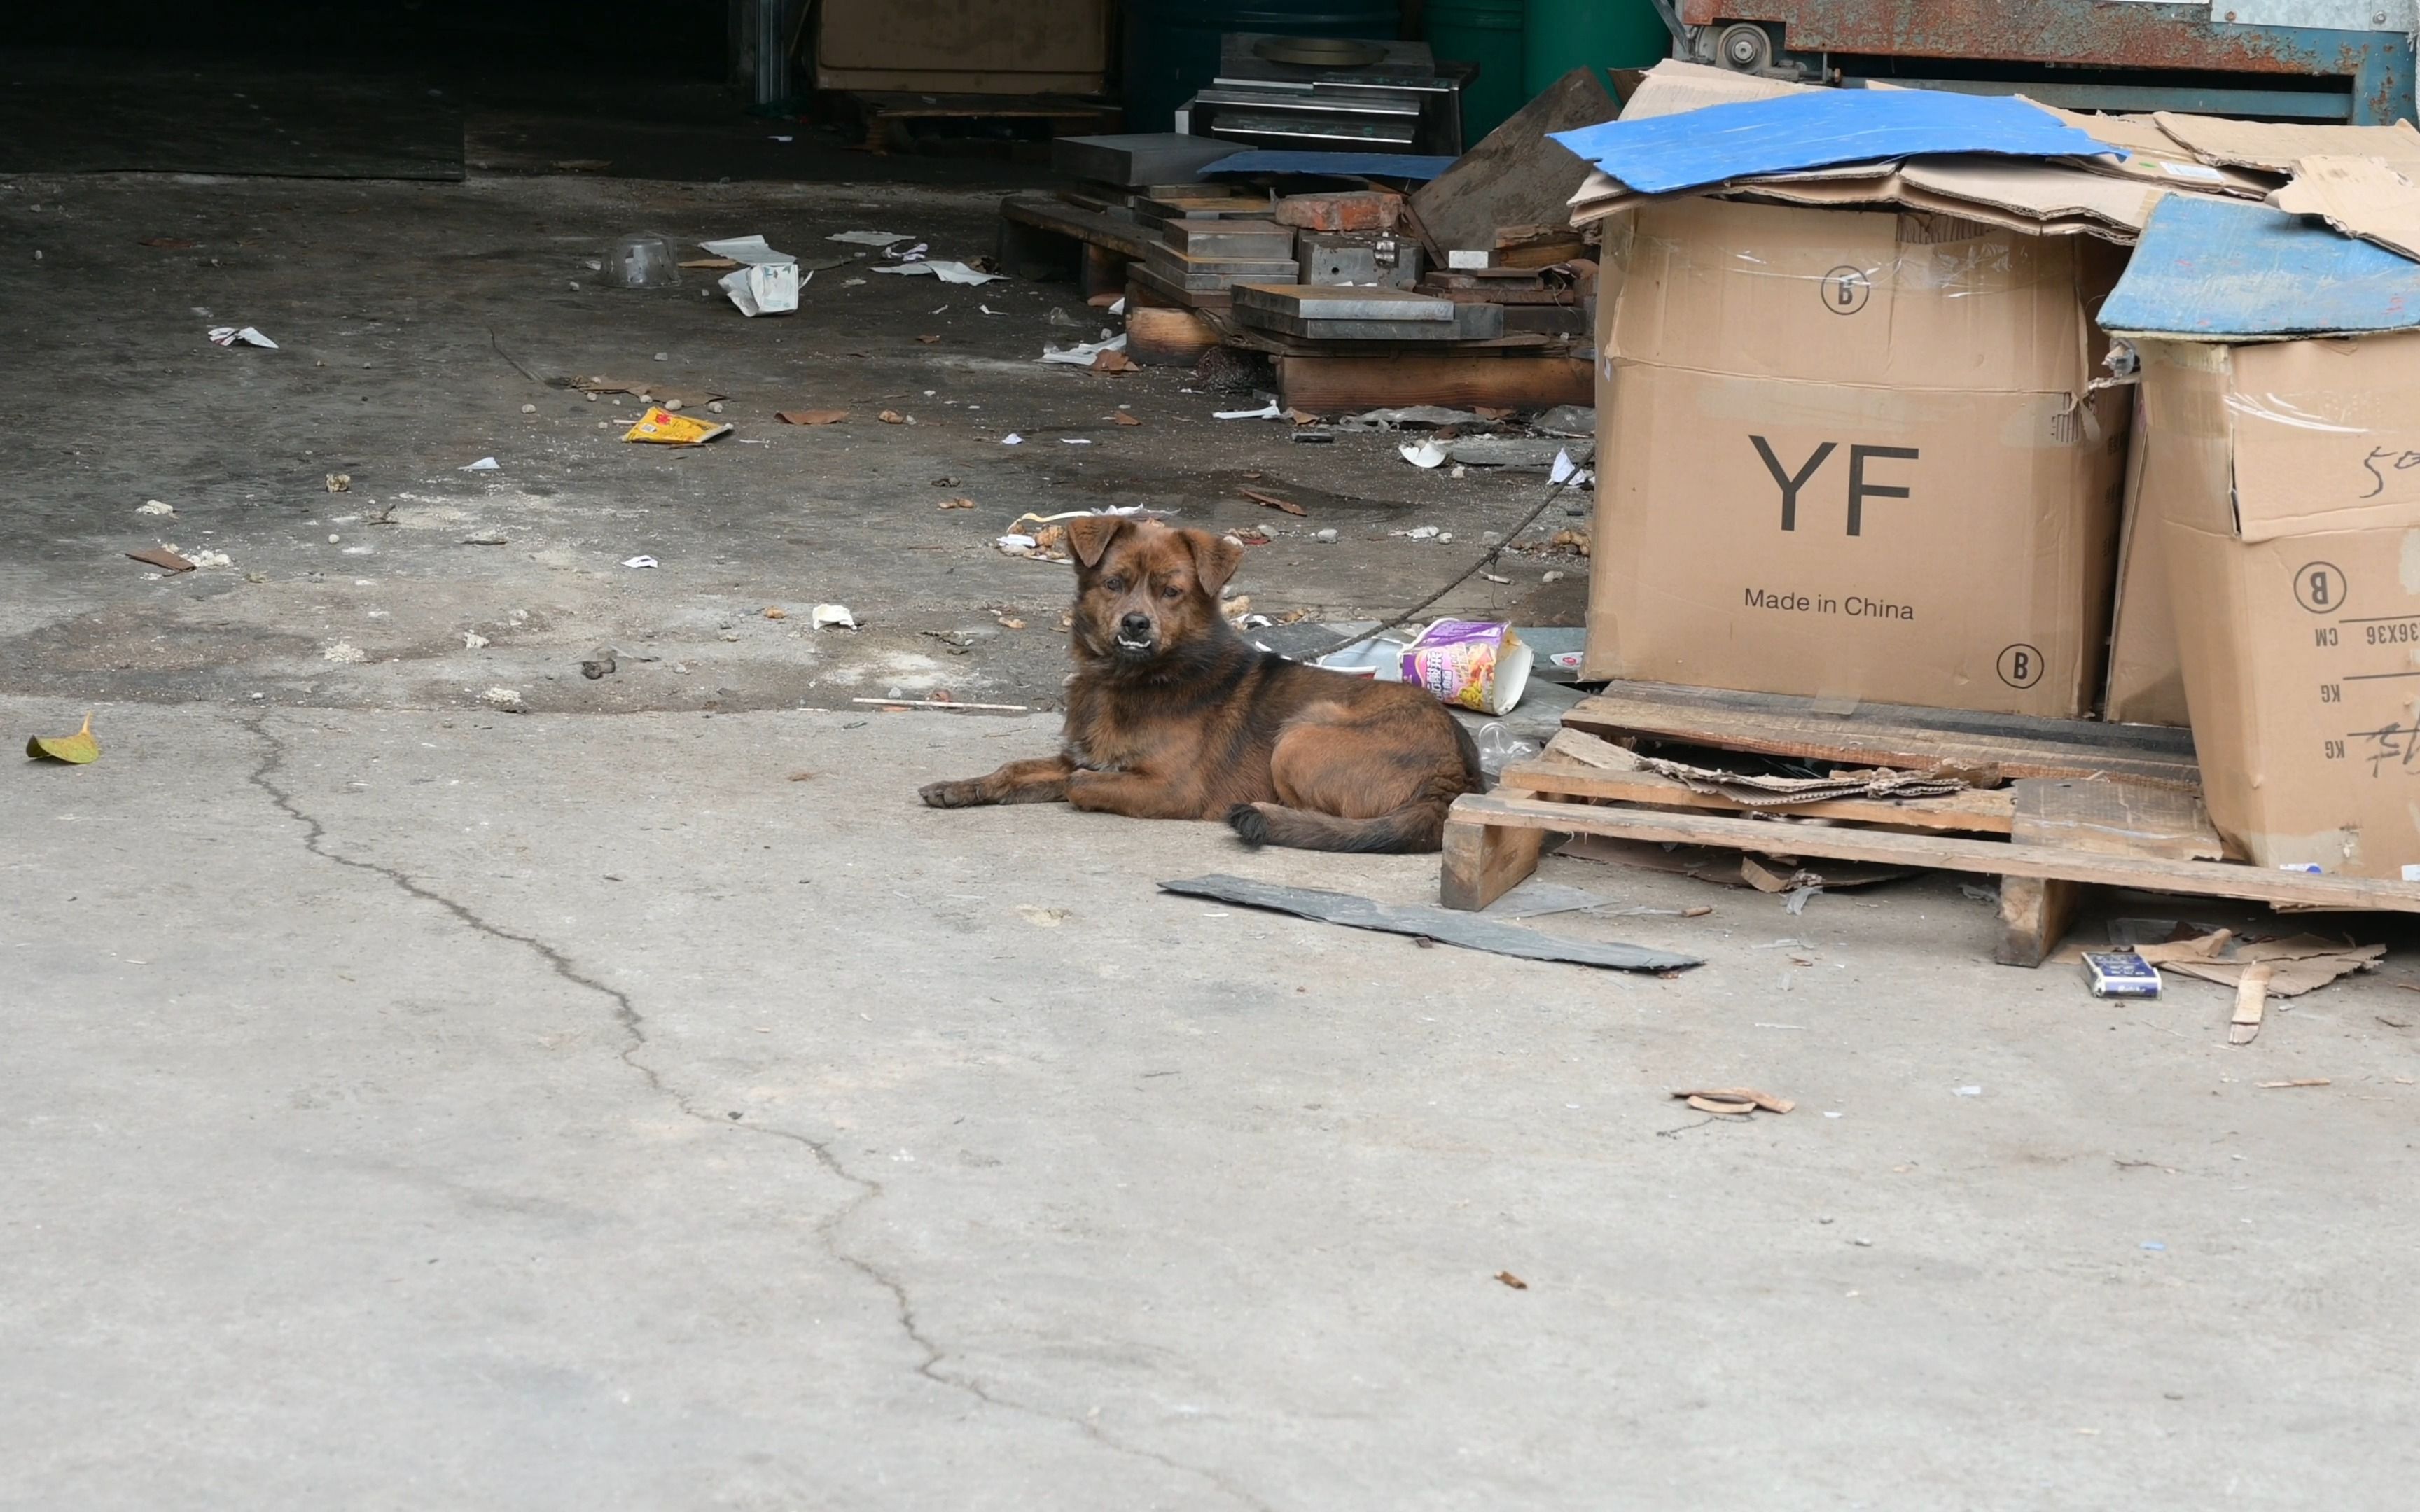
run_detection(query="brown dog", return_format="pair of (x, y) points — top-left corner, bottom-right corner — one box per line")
(919, 515), (1480, 851)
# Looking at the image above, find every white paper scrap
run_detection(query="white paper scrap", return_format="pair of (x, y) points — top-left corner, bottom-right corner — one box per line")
(207, 326), (277, 349)
(1216, 400), (1284, 421)
(1399, 439), (1449, 468)
(872, 260), (1001, 286)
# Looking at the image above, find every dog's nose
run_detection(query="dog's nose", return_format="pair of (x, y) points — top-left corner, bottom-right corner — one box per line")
(1119, 612), (1153, 638)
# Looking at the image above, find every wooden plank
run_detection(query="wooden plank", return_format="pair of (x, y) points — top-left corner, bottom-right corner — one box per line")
(1277, 353), (1592, 413)
(1501, 758), (2018, 834)
(1447, 792), (2420, 913)
(2010, 777), (2225, 860)
(1564, 682), (2200, 790)
(1125, 304), (1218, 365)
(1439, 788), (1545, 911)
(999, 192), (1151, 260)
(1996, 876), (2082, 967)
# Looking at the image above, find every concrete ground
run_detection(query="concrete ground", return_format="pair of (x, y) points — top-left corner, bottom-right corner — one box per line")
(6, 158), (2420, 1509)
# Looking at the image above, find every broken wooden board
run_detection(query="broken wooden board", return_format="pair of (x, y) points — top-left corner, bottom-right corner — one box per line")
(1502, 756), (2017, 834)
(1440, 792), (2420, 915)
(1162, 872), (1698, 972)
(1276, 353), (1592, 413)
(1564, 682), (2200, 790)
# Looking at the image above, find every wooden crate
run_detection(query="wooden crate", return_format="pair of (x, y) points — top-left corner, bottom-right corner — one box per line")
(1441, 681), (2420, 965)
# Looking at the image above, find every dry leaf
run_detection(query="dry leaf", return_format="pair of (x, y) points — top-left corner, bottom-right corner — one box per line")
(938, 496), (978, 510)
(878, 410), (906, 424)
(763, 607), (788, 620)
(997, 616), (1027, 631)
(916, 335), (940, 345)
(1673, 1088), (1794, 1114)
(127, 547), (195, 574)
(1091, 349), (1138, 374)
(788, 770), (816, 782)
(1113, 412), (1141, 426)
(777, 410), (848, 426)
(1240, 488), (1307, 517)
(325, 472), (352, 493)
(1494, 1271), (1529, 1290)
(25, 712), (99, 765)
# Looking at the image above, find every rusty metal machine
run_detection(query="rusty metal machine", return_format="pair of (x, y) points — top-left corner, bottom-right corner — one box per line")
(1653, 1), (2415, 122)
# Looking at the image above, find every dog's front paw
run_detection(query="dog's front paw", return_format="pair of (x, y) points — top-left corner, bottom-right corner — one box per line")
(920, 778), (992, 808)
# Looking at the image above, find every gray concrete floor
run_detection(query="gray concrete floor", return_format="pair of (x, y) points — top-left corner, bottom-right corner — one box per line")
(6, 167), (2420, 1508)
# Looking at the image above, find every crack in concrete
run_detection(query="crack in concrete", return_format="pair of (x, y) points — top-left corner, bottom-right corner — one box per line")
(239, 710), (1269, 1512)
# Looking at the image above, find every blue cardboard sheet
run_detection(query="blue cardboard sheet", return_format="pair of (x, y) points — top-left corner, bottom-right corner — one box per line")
(1199, 150), (1456, 182)
(1547, 89), (2114, 195)
(2101, 195), (2420, 337)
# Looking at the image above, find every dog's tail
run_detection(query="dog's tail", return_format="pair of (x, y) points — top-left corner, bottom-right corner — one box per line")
(1225, 799), (1454, 853)
(1227, 724), (1482, 854)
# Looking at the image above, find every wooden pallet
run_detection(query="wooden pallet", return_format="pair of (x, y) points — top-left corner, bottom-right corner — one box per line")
(1441, 682), (2420, 965)
(855, 94), (1117, 154)
(998, 191), (1148, 291)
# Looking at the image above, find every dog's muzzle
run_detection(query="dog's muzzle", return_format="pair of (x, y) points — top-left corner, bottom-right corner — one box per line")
(1115, 612), (1157, 656)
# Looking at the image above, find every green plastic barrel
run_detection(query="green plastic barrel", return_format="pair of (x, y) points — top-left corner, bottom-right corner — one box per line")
(1122, 0), (1405, 139)
(1426, 0), (1527, 144)
(1523, 0), (1669, 98)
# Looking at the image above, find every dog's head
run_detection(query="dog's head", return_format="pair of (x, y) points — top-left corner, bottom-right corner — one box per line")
(1064, 515), (1244, 666)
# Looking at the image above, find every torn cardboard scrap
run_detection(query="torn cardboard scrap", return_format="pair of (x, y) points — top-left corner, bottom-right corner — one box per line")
(2134, 931), (2385, 997)
(1672, 1088), (1793, 1116)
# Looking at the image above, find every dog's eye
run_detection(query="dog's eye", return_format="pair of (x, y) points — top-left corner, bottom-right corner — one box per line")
(1101, 575), (1127, 594)
(1160, 584), (1183, 601)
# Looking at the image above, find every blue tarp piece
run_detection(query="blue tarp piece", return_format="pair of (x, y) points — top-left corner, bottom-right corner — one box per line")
(2101, 195), (2420, 337)
(1547, 89), (2115, 195)
(1198, 150), (1456, 182)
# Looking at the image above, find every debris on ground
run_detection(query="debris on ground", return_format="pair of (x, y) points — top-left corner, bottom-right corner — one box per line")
(25, 713), (99, 765)
(1157, 874), (1701, 973)
(1240, 488), (1305, 516)
(321, 642), (368, 664)
(938, 496), (978, 510)
(459, 456), (501, 472)
(621, 407), (730, 444)
(1671, 1088), (1794, 1116)
(851, 695), (1029, 713)
(323, 474), (350, 493)
(1494, 1271), (1529, 1290)
(480, 687), (527, 713)
(1041, 334), (1127, 366)
(872, 259), (1001, 285)
(1401, 621), (1531, 714)
(126, 546), (195, 574)
(777, 409), (847, 425)
(137, 499), (174, 516)
(620, 555), (658, 568)
(698, 234), (801, 316)
(811, 604), (858, 631)
(2082, 952), (2163, 999)
(2129, 929), (2385, 997)
(580, 647), (617, 680)
(1216, 400), (1283, 421)
(207, 326), (276, 348)
(828, 230), (914, 246)
(1399, 439), (1449, 468)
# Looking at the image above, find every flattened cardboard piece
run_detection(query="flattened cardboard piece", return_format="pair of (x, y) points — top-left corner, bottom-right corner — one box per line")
(1586, 200), (2127, 717)
(2150, 113), (2420, 175)
(1613, 58), (1814, 123)
(2272, 154), (2420, 263)
(2033, 106), (2280, 199)
(2143, 332), (2420, 877)
(2105, 386), (2191, 726)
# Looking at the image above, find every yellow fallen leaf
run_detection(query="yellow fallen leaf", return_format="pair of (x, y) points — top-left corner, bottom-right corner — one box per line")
(27, 711), (100, 764)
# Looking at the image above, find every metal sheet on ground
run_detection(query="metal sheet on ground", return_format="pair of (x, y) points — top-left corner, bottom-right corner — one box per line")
(1159, 873), (1701, 972)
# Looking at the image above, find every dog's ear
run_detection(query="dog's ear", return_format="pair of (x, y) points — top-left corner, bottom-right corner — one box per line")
(1064, 514), (1129, 570)
(1183, 528), (1246, 596)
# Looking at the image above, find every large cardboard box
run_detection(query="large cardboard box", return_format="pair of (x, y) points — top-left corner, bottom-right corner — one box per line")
(2103, 386), (2191, 726)
(1584, 199), (2129, 717)
(815, 0), (1107, 94)
(2143, 333), (2420, 878)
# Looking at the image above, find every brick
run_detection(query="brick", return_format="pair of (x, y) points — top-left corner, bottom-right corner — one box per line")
(1272, 191), (1402, 233)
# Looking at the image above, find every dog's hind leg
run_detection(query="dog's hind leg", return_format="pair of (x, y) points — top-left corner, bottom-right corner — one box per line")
(919, 755), (1075, 808)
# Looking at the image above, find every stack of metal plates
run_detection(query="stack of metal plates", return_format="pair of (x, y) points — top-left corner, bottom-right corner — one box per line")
(1230, 284), (1504, 341)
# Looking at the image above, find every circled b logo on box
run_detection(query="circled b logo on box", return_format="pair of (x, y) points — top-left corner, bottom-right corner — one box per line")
(2294, 561), (2346, 615)
(1997, 643), (2045, 690)
(1819, 267), (1872, 316)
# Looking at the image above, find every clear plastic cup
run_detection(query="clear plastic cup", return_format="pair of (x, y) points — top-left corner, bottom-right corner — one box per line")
(604, 232), (680, 288)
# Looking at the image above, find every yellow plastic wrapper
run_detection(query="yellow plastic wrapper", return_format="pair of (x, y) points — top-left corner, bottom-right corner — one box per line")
(621, 406), (732, 445)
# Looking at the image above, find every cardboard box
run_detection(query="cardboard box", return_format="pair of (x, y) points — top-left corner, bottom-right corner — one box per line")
(2103, 386), (2190, 726)
(815, 0), (1106, 94)
(1584, 199), (2129, 717)
(2142, 332), (2420, 878)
